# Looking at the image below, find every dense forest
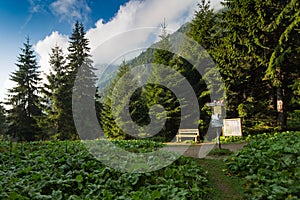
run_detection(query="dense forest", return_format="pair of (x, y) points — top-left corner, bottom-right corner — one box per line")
(0, 0), (299, 141)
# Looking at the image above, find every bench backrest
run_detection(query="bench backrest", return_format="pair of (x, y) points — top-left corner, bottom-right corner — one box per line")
(178, 129), (199, 135)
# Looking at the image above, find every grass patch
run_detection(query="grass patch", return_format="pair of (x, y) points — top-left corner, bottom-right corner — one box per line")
(208, 148), (233, 157)
(197, 158), (245, 200)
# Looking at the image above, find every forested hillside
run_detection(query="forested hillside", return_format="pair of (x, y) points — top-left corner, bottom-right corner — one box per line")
(99, 0), (300, 140)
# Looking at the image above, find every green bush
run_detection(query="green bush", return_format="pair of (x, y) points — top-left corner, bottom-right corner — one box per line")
(225, 131), (300, 200)
(287, 110), (300, 130)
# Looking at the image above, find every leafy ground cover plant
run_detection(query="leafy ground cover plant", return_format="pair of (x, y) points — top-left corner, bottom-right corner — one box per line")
(219, 132), (290, 144)
(225, 131), (300, 200)
(111, 139), (165, 153)
(0, 140), (210, 199)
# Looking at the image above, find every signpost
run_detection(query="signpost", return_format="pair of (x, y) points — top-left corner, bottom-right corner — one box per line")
(206, 100), (225, 149)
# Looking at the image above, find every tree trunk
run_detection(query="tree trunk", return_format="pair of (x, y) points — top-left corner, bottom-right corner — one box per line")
(277, 88), (287, 129)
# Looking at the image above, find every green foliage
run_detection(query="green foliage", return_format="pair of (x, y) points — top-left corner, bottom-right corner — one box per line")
(0, 140), (210, 199)
(218, 136), (245, 144)
(111, 139), (165, 153)
(99, 22), (184, 140)
(287, 110), (300, 130)
(290, 79), (300, 108)
(5, 37), (42, 141)
(99, 61), (138, 140)
(219, 131), (295, 144)
(207, 148), (233, 156)
(4, 21), (97, 141)
(0, 104), (7, 137)
(62, 21), (93, 140)
(225, 131), (300, 199)
(37, 45), (67, 140)
(188, 0), (218, 50)
(4, 1), (300, 141)
(54, 21), (96, 140)
(141, 21), (182, 140)
(101, 5), (218, 140)
(184, 0), (222, 137)
(215, 0), (300, 128)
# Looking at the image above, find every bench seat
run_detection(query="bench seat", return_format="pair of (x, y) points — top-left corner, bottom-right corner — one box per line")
(176, 129), (199, 142)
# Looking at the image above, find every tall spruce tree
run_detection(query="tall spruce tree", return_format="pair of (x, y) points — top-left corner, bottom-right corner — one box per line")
(212, 0), (277, 131)
(99, 22), (180, 140)
(188, 0), (217, 50)
(99, 61), (138, 139)
(62, 21), (96, 140)
(183, 0), (219, 134)
(215, 0), (300, 130)
(260, 0), (300, 127)
(37, 45), (67, 139)
(6, 38), (42, 141)
(142, 21), (182, 140)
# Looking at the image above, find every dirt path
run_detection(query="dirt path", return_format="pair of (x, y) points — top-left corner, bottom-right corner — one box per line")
(164, 142), (247, 199)
(198, 159), (245, 200)
(164, 142), (248, 158)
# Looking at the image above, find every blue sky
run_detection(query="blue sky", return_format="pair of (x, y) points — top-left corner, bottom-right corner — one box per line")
(0, 0), (222, 101)
(0, 0), (131, 101)
(0, 0), (129, 40)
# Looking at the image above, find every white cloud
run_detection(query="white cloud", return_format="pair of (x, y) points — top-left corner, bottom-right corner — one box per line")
(34, 31), (68, 79)
(1, 78), (14, 103)
(87, 0), (198, 66)
(50, 0), (91, 23)
(211, 0), (223, 10)
(35, 0), (223, 76)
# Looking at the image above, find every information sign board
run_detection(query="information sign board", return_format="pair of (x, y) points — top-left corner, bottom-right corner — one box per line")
(223, 118), (242, 136)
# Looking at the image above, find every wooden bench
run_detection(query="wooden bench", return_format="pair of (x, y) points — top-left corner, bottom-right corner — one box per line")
(176, 129), (199, 142)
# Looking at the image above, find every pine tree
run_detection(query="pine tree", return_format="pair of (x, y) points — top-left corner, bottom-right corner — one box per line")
(211, 0), (260, 122)
(99, 61), (137, 139)
(261, 0), (300, 127)
(188, 0), (217, 50)
(180, 0), (218, 136)
(62, 21), (96, 140)
(6, 38), (42, 141)
(99, 22), (181, 140)
(215, 0), (300, 130)
(72, 56), (98, 140)
(37, 45), (67, 139)
(141, 21), (182, 140)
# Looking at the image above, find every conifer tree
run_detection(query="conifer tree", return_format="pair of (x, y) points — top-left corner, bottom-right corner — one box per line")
(142, 21), (182, 140)
(181, 0), (218, 135)
(37, 45), (67, 139)
(99, 61), (137, 139)
(99, 22), (180, 140)
(6, 38), (42, 141)
(215, 0), (300, 129)
(63, 21), (96, 140)
(188, 0), (217, 50)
